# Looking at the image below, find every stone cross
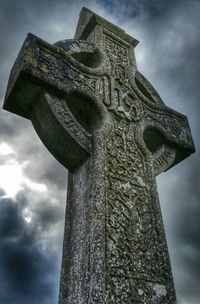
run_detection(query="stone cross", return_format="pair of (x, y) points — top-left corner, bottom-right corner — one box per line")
(3, 7), (195, 304)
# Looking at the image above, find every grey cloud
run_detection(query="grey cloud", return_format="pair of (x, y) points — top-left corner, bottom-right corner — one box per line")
(0, 108), (68, 195)
(0, 0), (95, 100)
(0, 188), (65, 304)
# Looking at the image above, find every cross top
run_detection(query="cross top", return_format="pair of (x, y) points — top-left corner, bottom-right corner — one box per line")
(4, 7), (195, 304)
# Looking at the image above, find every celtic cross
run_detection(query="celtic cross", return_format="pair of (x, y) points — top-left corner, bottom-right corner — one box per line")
(4, 7), (195, 304)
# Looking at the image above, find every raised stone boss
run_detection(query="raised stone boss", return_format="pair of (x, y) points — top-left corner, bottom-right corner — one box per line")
(3, 7), (195, 304)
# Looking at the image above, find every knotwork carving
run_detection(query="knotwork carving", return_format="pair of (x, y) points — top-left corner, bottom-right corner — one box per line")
(46, 93), (92, 152)
(22, 40), (102, 96)
(104, 35), (143, 122)
(54, 39), (95, 53)
(105, 35), (129, 77)
(105, 117), (175, 302)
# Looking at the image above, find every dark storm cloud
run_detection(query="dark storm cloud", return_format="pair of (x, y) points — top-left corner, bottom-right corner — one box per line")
(0, 188), (64, 304)
(0, 108), (68, 193)
(158, 161), (200, 304)
(170, 160), (200, 303)
(97, 0), (185, 21)
(0, 0), (99, 90)
(0, 109), (28, 137)
(23, 145), (68, 195)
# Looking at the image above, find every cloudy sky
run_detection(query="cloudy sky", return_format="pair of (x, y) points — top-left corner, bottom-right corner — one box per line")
(0, 0), (199, 303)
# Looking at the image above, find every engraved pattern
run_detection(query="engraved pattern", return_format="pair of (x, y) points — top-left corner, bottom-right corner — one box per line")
(46, 93), (92, 152)
(105, 36), (129, 77)
(23, 44), (100, 95)
(153, 146), (176, 176)
(54, 39), (95, 53)
(105, 117), (175, 303)
(104, 35), (142, 122)
(101, 32), (177, 303)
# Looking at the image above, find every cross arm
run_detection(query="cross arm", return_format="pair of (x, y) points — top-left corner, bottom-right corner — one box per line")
(144, 107), (194, 174)
(133, 72), (195, 175)
(3, 33), (106, 119)
(3, 33), (102, 170)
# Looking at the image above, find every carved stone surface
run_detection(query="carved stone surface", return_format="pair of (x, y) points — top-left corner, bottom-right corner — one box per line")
(3, 7), (195, 304)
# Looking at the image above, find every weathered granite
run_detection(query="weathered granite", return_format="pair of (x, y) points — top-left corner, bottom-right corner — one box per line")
(3, 7), (195, 304)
